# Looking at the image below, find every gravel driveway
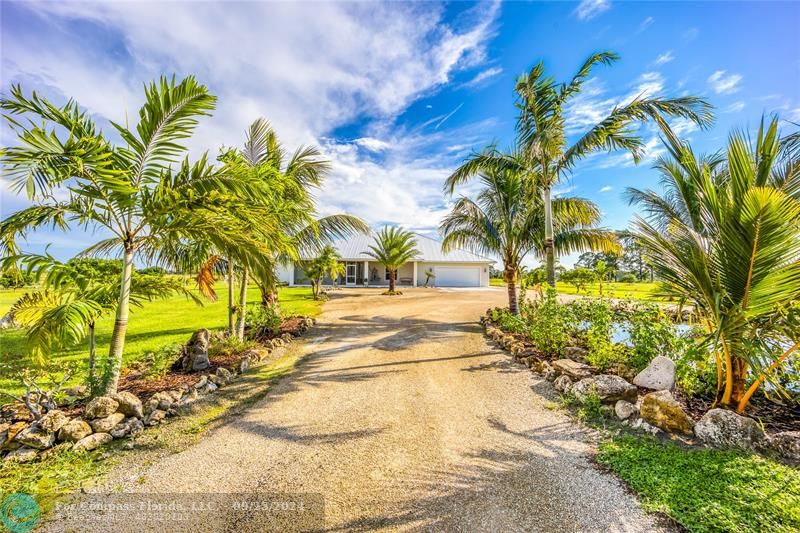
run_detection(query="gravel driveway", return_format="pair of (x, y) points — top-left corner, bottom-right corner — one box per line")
(53, 288), (669, 532)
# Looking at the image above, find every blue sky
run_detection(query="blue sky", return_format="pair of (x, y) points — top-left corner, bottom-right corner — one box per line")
(1, 0), (799, 267)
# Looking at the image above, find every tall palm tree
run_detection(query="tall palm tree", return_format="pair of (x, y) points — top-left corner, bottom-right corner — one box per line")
(442, 156), (619, 314)
(627, 116), (800, 413)
(510, 51), (713, 286)
(366, 227), (420, 294)
(0, 76), (267, 394)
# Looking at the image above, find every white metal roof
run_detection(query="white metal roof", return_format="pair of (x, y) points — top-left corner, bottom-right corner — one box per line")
(302, 232), (493, 263)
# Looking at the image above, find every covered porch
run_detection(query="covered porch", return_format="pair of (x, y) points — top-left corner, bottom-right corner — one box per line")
(293, 260), (419, 287)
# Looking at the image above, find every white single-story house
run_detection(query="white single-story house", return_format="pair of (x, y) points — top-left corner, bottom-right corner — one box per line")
(277, 233), (494, 288)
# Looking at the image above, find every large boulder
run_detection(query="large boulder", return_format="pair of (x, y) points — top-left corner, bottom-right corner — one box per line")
(112, 391), (143, 419)
(633, 356), (676, 391)
(38, 410), (69, 433)
(178, 329), (211, 371)
(640, 390), (694, 435)
(552, 359), (594, 380)
(14, 423), (55, 450)
(58, 419), (92, 443)
(1, 403), (34, 423)
(572, 375), (638, 404)
(73, 432), (112, 452)
(84, 396), (119, 419)
(767, 431), (800, 461)
(89, 412), (125, 434)
(694, 408), (765, 450)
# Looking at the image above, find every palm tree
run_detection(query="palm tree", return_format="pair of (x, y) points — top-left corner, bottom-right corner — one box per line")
(328, 257), (346, 290)
(3, 254), (199, 394)
(511, 51), (713, 286)
(627, 116), (800, 413)
(366, 227), (419, 294)
(442, 157), (618, 314)
(0, 76), (267, 394)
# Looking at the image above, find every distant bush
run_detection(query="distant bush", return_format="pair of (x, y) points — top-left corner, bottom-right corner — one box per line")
(138, 266), (166, 276)
(0, 272), (34, 288)
(619, 273), (637, 283)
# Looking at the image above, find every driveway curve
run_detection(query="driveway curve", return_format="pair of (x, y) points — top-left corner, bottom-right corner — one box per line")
(58, 288), (669, 532)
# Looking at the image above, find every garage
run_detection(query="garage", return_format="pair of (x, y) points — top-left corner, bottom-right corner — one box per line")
(433, 266), (482, 287)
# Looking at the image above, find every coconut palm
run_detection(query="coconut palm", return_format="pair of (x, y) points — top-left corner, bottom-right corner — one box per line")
(2, 254), (199, 393)
(366, 227), (420, 294)
(508, 51), (713, 286)
(627, 116), (800, 412)
(0, 76), (267, 394)
(441, 157), (618, 314)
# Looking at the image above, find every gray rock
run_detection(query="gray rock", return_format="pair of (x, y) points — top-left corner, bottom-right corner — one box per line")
(14, 423), (55, 450)
(180, 388), (199, 405)
(73, 432), (112, 452)
(90, 412), (125, 433)
(552, 359), (594, 380)
(150, 392), (174, 411)
(633, 356), (676, 391)
(179, 328), (211, 371)
(112, 391), (144, 419)
(239, 358), (250, 373)
(4, 446), (38, 463)
(573, 375), (638, 404)
(39, 410), (69, 433)
(640, 390), (694, 435)
(695, 408), (765, 450)
(767, 431), (800, 461)
(64, 385), (90, 399)
(544, 368), (558, 382)
(614, 400), (637, 420)
(0, 403), (33, 422)
(554, 375), (573, 393)
(58, 419), (92, 442)
(564, 346), (589, 360)
(630, 417), (661, 435)
(110, 417), (144, 439)
(193, 375), (209, 390)
(144, 409), (166, 426)
(215, 367), (233, 385)
(84, 396), (119, 419)
(201, 381), (218, 395)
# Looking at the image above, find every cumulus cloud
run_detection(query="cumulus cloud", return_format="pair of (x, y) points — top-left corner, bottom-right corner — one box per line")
(573, 0), (611, 21)
(1, 1), (502, 244)
(708, 70), (742, 94)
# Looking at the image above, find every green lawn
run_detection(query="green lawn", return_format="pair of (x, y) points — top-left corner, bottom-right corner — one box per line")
(489, 278), (667, 302)
(0, 284), (321, 395)
(597, 435), (800, 532)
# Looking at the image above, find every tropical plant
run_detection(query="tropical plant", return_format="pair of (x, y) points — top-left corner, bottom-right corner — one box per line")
(443, 157), (618, 313)
(594, 260), (614, 296)
(328, 257), (346, 289)
(512, 51), (713, 285)
(627, 116), (800, 412)
(0, 76), (266, 394)
(2, 254), (199, 393)
(365, 227), (419, 294)
(303, 245), (340, 299)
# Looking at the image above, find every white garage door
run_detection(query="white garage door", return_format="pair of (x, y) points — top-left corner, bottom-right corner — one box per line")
(434, 266), (481, 287)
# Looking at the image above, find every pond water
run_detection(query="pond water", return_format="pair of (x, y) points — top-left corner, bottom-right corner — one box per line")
(609, 322), (693, 345)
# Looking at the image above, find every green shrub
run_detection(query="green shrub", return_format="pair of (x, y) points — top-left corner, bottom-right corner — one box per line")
(138, 266), (166, 276)
(490, 307), (527, 334)
(137, 344), (182, 379)
(573, 299), (626, 371)
(245, 305), (281, 339)
(619, 272), (638, 283)
(625, 303), (683, 372)
(674, 343), (719, 398)
(208, 335), (259, 358)
(527, 289), (577, 356)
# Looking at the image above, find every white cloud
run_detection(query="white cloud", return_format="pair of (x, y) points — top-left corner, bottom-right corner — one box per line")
(725, 101), (746, 113)
(670, 117), (699, 137)
(708, 70), (742, 94)
(655, 51), (674, 65)
(599, 185), (613, 193)
(463, 66), (503, 87)
(789, 108), (800, 121)
(552, 185), (577, 197)
(573, 0), (611, 21)
(2, 1), (502, 244)
(595, 137), (665, 169)
(637, 16), (654, 33)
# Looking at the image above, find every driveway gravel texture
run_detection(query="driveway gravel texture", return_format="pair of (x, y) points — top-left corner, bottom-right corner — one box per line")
(48, 288), (672, 532)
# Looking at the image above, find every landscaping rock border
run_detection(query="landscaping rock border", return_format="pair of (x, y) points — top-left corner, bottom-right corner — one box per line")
(0, 317), (316, 464)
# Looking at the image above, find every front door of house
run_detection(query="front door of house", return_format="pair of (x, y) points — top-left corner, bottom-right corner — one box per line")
(345, 262), (357, 285)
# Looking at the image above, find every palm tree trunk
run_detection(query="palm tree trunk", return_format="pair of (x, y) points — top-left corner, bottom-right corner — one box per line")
(227, 259), (235, 335)
(235, 265), (248, 341)
(102, 245), (134, 395)
(389, 270), (396, 292)
(543, 186), (556, 287)
(505, 267), (519, 314)
(88, 321), (97, 395)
